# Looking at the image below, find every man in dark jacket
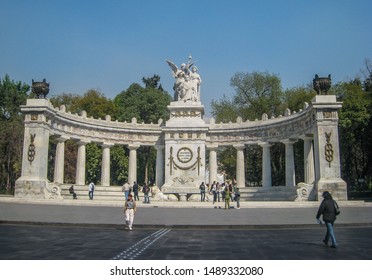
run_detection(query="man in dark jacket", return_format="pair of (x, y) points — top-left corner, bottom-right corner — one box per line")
(316, 191), (339, 248)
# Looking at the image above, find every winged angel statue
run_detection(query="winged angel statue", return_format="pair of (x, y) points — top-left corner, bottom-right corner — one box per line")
(166, 56), (202, 102)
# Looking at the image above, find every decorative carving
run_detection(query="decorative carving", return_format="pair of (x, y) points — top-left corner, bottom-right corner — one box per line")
(168, 147), (174, 175)
(177, 147), (193, 163)
(170, 111), (201, 118)
(173, 176), (195, 184)
(295, 183), (315, 201)
(323, 111), (333, 119)
(168, 146), (202, 175)
(28, 133), (36, 163)
(31, 114), (38, 121)
(325, 132), (334, 167)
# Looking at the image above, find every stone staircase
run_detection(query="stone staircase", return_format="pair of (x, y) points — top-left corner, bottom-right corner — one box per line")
(60, 184), (127, 201)
(238, 186), (297, 201)
(60, 184), (297, 202)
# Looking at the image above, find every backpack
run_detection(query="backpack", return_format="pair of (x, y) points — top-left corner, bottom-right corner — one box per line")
(334, 200), (340, 216)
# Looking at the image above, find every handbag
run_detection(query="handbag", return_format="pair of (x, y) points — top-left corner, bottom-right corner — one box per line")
(334, 200), (340, 216)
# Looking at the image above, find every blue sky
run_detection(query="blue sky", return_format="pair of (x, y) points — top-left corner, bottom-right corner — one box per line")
(1, 0), (371, 117)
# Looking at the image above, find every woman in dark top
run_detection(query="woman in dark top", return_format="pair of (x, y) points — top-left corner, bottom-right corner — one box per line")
(316, 191), (339, 248)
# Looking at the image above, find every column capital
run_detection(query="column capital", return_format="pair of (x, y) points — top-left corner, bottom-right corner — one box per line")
(300, 134), (314, 141)
(101, 142), (114, 148)
(206, 144), (219, 150)
(258, 142), (273, 148)
(77, 139), (90, 146)
(55, 136), (69, 142)
(281, 138), (298, 145)
(128, 144), (140, 150)
(233, 144), (245, 150)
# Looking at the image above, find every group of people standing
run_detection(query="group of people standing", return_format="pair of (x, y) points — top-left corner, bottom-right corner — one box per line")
(199, 181), (241, 209)
(122, 181), (151, 203)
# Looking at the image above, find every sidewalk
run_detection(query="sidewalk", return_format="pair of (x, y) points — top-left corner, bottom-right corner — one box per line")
(1, 196), (372, 228)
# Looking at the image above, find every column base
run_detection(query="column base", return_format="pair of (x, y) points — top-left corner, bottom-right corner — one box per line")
(316, 178), (347, 201)
(15, 177), (62, 200)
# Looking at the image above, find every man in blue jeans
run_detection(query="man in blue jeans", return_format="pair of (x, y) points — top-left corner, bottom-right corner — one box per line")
(316, 191), (339, 248)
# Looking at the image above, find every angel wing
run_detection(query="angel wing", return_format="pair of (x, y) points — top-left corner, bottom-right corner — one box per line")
(166, 60), (179, 77)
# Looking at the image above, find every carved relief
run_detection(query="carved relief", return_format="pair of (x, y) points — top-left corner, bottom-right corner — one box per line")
(325, 132), (334, 167)
(168, 146), (202, 175)
(177, 147), (193, 163)
(28, 133), (36, 163)
(170, 111), (201, 118)
(323, 111), (333, 119)
(173, 176), (195, 184)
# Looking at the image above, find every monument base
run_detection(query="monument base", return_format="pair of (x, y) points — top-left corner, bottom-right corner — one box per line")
(161, 184), (200, 201)
(316, 178), (347, 201)
(15, 178), (62, 199)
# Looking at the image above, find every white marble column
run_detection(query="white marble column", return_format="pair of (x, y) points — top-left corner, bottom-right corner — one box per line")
(128, 144), (140, 186)
(101, 143), (113, 186)
(75, 141), (88, 185)
(259, 142), (272, 188)
(155, 145), (165, 188)
(234, 144), (245, 188)
(282, 139), (297, 187)
(208, 145), (218, 185)
(53, 137), (68, 184)
(303, 135), (315, 185)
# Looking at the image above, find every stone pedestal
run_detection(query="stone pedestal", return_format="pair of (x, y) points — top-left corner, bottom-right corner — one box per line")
(162, 101), (208, 200)
(312, 95), (347, 200)
(15, 98), (61, 199)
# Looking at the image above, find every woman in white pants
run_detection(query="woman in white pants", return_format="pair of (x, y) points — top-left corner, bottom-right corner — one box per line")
(124, 194), (137, 230)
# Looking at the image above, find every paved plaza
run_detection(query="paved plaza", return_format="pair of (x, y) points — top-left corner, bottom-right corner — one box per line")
(1, 224), (372, 260)
(0, 198), (372, 260)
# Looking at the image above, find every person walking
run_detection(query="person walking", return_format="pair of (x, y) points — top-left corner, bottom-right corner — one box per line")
(235, 187), (241, 209)
(316, 191), (340, 248)
(199, 182), (206, 202)
(142, 183), (151, 204)
(124, 194), (137, 230)
(224, 185), (231, 209)
(132, 181), (139, 201)
(122, 181), (131, 200)
(88, 182), (95, 200)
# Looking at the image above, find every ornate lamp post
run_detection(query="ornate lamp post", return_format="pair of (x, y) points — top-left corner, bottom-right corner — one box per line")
(313, 74), (331, 95)
(32, 79), (50, 98)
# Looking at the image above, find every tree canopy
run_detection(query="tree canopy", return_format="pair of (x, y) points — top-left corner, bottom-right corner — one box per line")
(0, 75), (30, 192)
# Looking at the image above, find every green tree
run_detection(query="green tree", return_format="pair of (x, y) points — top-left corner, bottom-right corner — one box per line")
(229, 71), (283, 120)
(0, 75), (30, 192)
(111, 145), (129, 185)
(86, 143), (102, 184)
(74, 89), (115, 119)
(282, 85), (316, 112)
(337, 78), (371, 189)
(212, 72), (314, 186)
(49, 90), (126, 185)
(210, 96), (239, 123)
(49, 93), (81, 111)
(114, 76), (172, 184)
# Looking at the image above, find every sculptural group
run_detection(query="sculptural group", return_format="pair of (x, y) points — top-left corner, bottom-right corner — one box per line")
(166, 56), (202, 102)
